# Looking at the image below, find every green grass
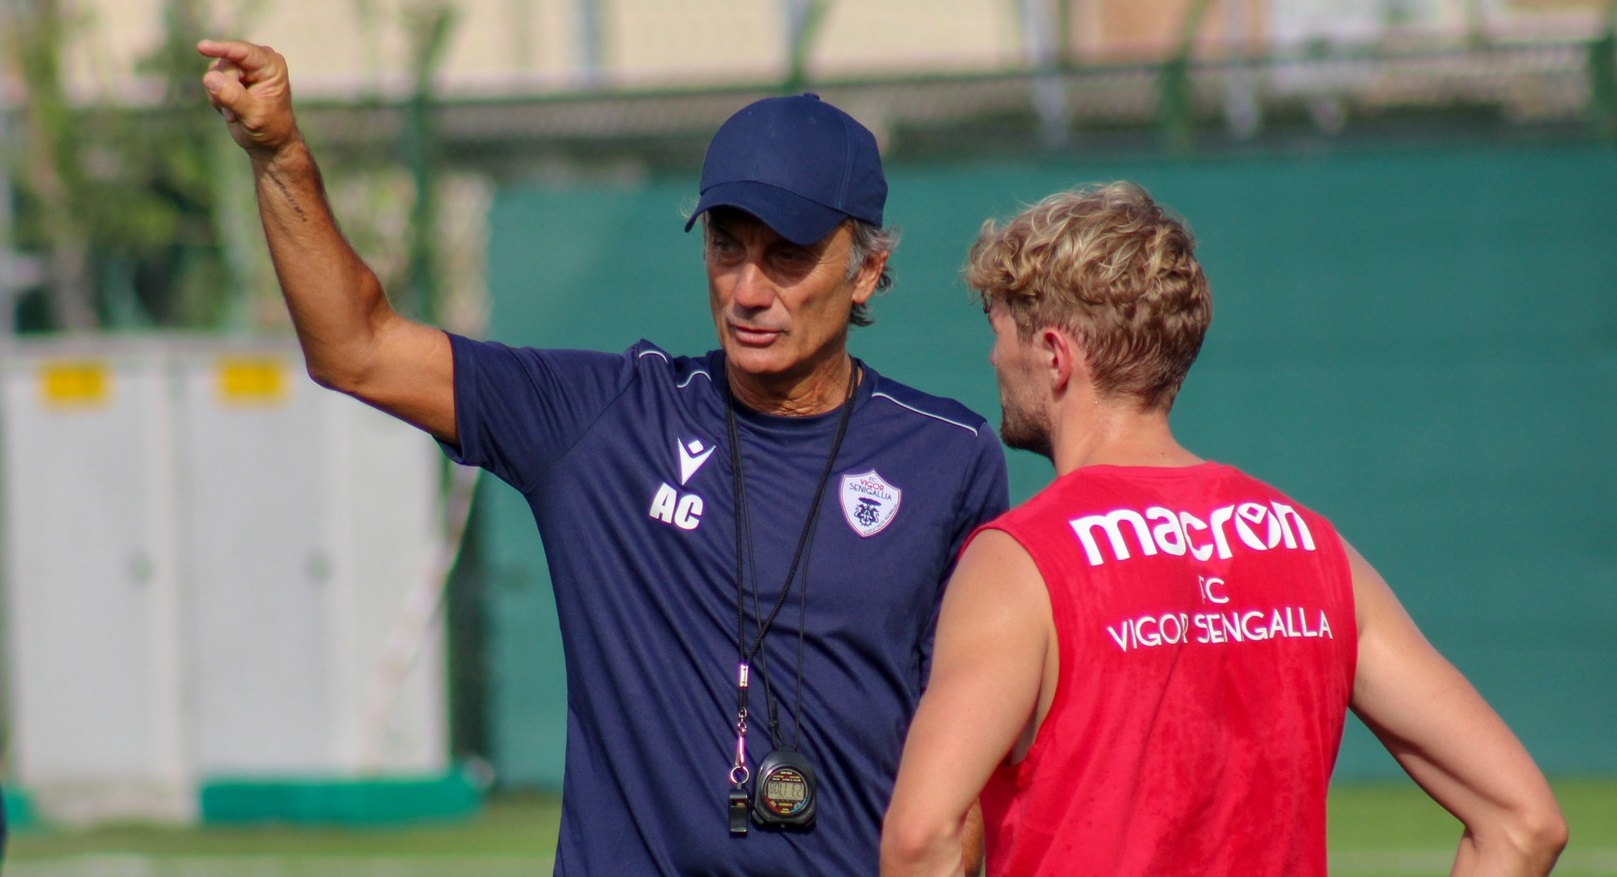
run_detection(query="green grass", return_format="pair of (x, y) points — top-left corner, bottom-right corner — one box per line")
(4, 793), (561, 876)
(1328, 778), (1617, 876)
(4, 781), (1612, 875)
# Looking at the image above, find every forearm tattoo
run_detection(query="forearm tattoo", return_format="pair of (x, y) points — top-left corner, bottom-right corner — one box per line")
(265, 168), (310, 223)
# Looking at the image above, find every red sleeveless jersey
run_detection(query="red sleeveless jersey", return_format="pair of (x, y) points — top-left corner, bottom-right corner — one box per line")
(978, 463), (1356, 877)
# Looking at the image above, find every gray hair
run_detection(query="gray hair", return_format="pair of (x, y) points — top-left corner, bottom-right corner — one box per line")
(845, 220), (900, 327)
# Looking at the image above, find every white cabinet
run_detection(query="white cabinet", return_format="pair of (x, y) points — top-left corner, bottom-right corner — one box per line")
(0, 338), (447, 825)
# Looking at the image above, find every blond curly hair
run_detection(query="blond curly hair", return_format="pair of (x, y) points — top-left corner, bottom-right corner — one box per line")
(965, 182), (1212, 412)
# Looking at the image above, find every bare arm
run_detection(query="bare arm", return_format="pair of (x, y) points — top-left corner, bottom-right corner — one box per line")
(197, 39), (456, 443)
(1346, 540), (1567, 876)
(882, 530), (1052, 877)
(960, 802), (986, 877)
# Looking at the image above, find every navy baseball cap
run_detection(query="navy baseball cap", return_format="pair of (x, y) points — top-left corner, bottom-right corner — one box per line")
(685, 93), (886, 246)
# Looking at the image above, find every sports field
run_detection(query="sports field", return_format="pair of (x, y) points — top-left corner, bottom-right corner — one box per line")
(6, 780), (1613, 876)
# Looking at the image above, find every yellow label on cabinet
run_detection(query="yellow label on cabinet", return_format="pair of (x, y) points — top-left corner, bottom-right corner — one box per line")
(40, 362), (111, 408)
(217, 357), (288, 405)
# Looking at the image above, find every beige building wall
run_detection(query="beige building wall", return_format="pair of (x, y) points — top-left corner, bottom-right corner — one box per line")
(56, 0), (1027, 102)
(808, 0), (1026, 77)
(1071, 0), (1256, 61)
(46, 0), (1616, 104)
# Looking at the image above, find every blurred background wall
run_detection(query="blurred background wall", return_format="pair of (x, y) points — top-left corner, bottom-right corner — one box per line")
(1, 338), (453, 823)
(472, 145), (1617, 787)
(2, 0), (1614, 807)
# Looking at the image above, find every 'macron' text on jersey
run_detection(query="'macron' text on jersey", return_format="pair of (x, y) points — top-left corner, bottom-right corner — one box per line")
(1069, 500), (1315, 567)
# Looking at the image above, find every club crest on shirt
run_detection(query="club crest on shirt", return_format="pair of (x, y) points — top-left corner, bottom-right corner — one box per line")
(840, 470), (902, 538)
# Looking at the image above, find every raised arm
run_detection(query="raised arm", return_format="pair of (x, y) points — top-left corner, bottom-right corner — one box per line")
(1346, 541), (1567, 876)
(882, 530), (1053, 877)
(197, 39), (456, 443)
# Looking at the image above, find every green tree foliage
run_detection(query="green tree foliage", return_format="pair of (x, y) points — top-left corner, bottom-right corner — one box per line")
(8, 0), (236, 331)
(3, 0), (470, 333)
(9, 0), (96, 330)
(400, 0), (459, 324)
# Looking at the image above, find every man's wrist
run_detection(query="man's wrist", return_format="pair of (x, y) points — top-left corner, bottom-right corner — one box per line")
(249, 130), (312, 176)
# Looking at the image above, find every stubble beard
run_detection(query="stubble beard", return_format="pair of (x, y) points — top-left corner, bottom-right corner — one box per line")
(999, 392), (1054, 461)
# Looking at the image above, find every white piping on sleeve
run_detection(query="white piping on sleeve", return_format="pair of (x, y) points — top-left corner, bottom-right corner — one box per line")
(636, 348), (713, 389)
(871, 391), (980, 436)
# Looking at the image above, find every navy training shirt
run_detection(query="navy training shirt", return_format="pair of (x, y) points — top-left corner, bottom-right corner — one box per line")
(445, 335), (1009, 876)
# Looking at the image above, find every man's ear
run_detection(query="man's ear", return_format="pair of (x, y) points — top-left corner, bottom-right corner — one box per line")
(1037, 327), (1077, 395)
(851, 249), (887, 305)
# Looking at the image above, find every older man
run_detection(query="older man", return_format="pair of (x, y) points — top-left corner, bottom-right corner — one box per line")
(880, 182), (1565, 877)
(199, 40), (1007, 876)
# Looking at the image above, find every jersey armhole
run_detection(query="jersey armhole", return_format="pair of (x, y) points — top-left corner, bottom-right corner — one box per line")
(981, 522), (1076, 774)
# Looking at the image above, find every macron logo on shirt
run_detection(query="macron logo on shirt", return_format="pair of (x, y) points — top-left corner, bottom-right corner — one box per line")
(1069, 499), (1316, 567)
(678, 438), (716, 485)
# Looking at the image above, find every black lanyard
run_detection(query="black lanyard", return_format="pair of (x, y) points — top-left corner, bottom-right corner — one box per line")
(724, 361), (857, 791)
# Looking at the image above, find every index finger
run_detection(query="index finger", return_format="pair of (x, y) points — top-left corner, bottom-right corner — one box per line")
(196, 39), (273, 70)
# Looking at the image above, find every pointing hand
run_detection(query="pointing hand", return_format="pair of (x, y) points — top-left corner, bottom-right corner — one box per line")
(197, 39), (300, 159)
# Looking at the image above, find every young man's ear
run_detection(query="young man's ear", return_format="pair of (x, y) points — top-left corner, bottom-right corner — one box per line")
(1038, 327), (1076, 394)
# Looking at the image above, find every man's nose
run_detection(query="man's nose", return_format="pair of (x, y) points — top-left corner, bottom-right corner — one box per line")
(731, 260), (774, 309)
